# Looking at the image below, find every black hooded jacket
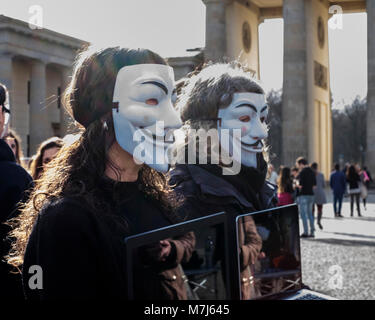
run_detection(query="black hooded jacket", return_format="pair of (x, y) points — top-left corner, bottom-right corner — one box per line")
(169, 158), (278, 299)
(0, 139), (33, 298)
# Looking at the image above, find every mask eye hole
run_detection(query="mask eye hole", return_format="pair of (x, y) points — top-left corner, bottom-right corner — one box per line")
(239, 115), (250, 122)
(260, 117), (266, 123)
(146, 98), (158, 106)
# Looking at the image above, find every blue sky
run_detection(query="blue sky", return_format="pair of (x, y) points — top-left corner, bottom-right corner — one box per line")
(1, 0), (367, 109)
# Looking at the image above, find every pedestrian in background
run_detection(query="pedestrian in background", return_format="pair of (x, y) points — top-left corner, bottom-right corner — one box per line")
(267, 164), (278, 185)
(4, 130), (25, 167)
(296, 157), (316, 238)
(363, 166), (372, 189)
(330, 163), (346, 218)
(357, 164), (369, 211)
(346, 164), (362, 217)
(311, 162), (326, 230)
(277, 166), (294, 206)
(29, 136), (64, 180)
(291, 166), (300, 200)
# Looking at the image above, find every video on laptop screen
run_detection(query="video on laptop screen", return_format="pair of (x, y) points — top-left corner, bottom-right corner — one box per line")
(236, 205), (302, 300)
(125, 213), (229, 300)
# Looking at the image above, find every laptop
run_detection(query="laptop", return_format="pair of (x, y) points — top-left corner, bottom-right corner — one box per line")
(235, 204), (336, 300)
(124, 212), (231, 300)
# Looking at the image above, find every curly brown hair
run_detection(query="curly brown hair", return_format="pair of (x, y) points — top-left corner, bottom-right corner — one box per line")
(6, 47), (180, 269)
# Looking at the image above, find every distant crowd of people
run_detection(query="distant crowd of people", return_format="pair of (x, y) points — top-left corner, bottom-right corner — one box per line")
(268, 158), (372, 238)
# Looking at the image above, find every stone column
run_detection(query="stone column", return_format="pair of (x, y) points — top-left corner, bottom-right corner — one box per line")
(60, 67), (73, 136)
(367, 0), (375, 173)
(0, 54), (13, 136)
(282, 0), (308, 166)
(29, 60), (51, 155)
(0, 54), (13, 93)
(202, 0), (231, 62)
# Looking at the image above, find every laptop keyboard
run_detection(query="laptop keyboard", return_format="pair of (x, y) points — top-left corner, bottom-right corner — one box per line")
(295, 293), (327, 300)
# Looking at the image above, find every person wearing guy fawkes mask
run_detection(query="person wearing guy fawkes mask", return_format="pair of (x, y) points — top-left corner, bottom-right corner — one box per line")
(170, 63), (278, 299)
(8, 48), (195, 300)
(0, 83), (32, 299)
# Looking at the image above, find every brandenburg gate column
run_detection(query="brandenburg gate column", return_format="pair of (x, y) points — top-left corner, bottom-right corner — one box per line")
(282, 0), (309, 167)
(366, 0), (375, 173)
(0, 54), (13, 94)
(202, 0), (230, 61)
(282, 0), (332, 178)
(29, 59), (52, 154)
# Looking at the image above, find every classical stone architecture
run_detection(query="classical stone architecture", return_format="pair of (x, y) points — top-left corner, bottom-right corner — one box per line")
(169, 0), (370, 179)
(1, 1), (373, 176)
(0, 15), (87, 156)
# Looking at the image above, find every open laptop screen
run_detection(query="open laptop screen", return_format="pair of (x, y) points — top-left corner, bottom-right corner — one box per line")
(124, 212), (230, 300)
(235, 204), (302, 300)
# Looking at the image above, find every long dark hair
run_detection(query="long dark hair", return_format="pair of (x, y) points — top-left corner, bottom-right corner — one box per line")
(347, 164), (359, 181)
(277, 166), (293, 193)
(7, 47), (179, 269)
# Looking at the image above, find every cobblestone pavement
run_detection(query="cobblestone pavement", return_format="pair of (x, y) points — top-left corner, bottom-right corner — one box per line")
(300, 189), (375, 300)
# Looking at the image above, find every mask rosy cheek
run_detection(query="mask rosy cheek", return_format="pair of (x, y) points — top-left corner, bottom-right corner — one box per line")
(241, 126), (247, 134)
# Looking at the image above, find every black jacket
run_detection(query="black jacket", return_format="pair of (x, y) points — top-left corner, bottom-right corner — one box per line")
(22, 178), (191, 300)
(0, 139), (33, 298)
(297, 167), (316, 196)
(170, 164), (277, 219)
(170, 164), (278, 299)
(347, 172), (361, 190)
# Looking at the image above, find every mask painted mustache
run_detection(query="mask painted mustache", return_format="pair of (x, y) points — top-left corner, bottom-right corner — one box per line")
(241, 140), (264, 148)
(140, 128), (176, 144)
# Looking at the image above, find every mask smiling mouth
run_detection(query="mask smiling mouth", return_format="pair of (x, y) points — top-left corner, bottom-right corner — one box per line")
(241, 140), (263, 149)
(139, 127), (176, 145)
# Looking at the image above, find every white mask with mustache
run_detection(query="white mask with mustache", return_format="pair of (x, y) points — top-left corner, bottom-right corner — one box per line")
(217, 92), (268, 168)
(112, 64), (182, 172)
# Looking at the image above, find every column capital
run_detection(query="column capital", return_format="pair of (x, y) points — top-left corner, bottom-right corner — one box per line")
(0, 51), (15, 58)
(30, 58), (47, 67)
(0, 54), (14, 92)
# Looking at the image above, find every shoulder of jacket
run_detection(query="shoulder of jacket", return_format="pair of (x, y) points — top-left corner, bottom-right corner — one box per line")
(169, 166), (199, 191)
(262, 181), (278, 207)
(38, 197), (93, 225)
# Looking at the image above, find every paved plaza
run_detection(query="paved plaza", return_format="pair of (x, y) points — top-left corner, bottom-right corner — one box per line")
(300, 189), (375, 300)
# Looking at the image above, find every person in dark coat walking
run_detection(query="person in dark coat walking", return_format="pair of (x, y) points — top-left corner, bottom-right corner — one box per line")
(346, 164), (362, 217)
(0, 83), (33, 299)
(170, 63), (278, 300)
(330, 163), (346, 217)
